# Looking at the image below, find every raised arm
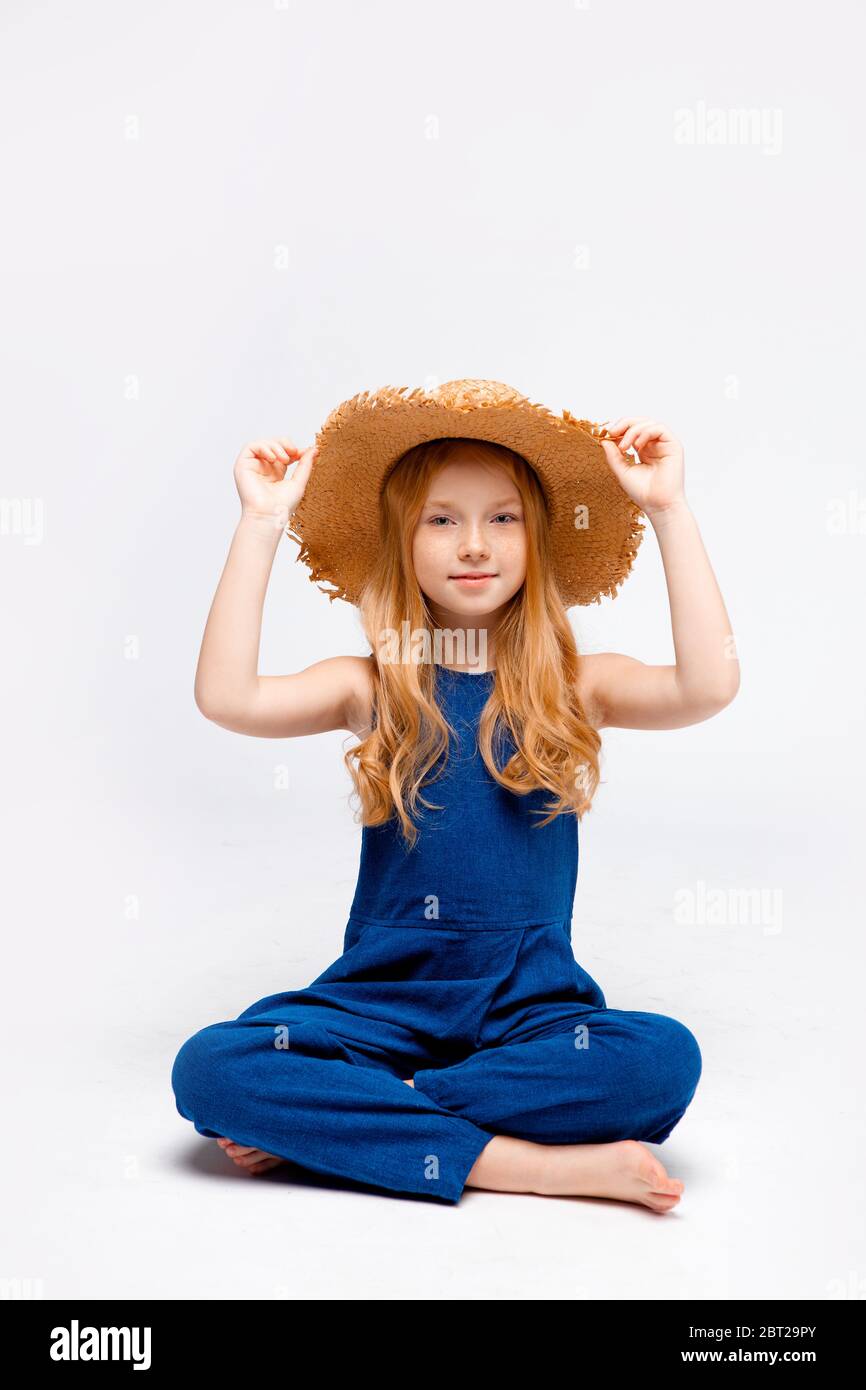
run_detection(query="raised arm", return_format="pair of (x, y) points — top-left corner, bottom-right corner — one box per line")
(579, 418), (740, 732)
(194, 436), (372, 739)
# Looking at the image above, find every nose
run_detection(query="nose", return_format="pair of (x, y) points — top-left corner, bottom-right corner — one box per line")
(458, 522), (491, 560)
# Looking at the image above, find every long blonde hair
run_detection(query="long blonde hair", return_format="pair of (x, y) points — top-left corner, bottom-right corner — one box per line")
(344, 437), (602, 848)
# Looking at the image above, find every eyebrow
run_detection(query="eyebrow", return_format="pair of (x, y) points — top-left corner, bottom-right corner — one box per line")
(424, 495), (522, 509)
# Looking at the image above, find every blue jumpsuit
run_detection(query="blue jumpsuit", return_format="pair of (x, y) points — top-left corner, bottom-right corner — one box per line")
(171, 665), (702, 1204)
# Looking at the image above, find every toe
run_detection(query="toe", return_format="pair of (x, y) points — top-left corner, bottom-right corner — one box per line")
(652, 1177), (684, 1196)
(247, 1157), (282, 1174)
(647, 1192), (681, 1212)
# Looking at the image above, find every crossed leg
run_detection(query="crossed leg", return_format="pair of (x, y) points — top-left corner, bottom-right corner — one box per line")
(412, 1007), (702, 1210)
(198, 1005), (701, 1211)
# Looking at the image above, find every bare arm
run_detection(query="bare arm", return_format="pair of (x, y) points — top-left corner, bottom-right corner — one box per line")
(194, 436), (373, 738)
(579, 419), (741, 731)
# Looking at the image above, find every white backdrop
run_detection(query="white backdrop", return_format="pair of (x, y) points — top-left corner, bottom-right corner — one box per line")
(2, 0), (864, 1301)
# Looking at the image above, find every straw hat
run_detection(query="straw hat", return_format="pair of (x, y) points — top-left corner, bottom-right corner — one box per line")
(286, 379), (646, 609)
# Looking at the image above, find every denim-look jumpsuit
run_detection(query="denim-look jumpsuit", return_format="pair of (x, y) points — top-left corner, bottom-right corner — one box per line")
(171, 665), (702, 1204)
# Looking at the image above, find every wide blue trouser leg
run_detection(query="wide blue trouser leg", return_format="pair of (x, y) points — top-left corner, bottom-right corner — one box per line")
(413, 1008), (703, 1146)
(171, 1015), (496, 1205)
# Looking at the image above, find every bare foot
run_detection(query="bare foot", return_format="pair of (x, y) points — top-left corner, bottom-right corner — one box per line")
(533, 1138), (685, 1213)
(216, 1136), (285, 1175)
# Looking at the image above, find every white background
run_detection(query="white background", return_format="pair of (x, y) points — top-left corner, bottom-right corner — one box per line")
(1, 0), (863, 1300)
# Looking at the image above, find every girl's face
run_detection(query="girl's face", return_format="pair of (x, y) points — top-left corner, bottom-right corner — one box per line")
(411, 456), (527, 628)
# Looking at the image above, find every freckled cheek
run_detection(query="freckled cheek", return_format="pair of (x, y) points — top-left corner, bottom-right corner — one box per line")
(413, 531), (450, 567)
(411, 533), (448, 586)
(496, 532), (527, 576)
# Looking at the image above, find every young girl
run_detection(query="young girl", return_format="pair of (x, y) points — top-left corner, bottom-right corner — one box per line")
(171, 381), (739, 1213)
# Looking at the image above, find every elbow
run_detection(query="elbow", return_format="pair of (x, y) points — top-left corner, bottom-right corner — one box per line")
(723, 661), (741, 703)
(194, 684), (225, 725)
(194, 672), (211, 719)
(194, 674), (260, 730)
(679, 670), (740, 722)
(707, 669), (741, 712)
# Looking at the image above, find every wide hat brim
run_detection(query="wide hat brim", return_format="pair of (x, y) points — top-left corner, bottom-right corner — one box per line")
(287, 378), (645, 609)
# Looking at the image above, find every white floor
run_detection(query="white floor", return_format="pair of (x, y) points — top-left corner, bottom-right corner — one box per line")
(5, 756), (862, 1301)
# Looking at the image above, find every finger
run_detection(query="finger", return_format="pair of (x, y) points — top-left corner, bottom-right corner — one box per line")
(603, 417), (649, 436)
(225, 1143), (257, 1157)
(288, 445), (318, 486)
(600, 439), (632, 469)
(272, 438), (307, 464)
(250, 446), (288, 480)
(620, 424), (655, 452)
(253, 439), (293, 465)
(629, 423), (669, 452)
(640, 423), (673, 443)
(632, 428), (663, 450)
